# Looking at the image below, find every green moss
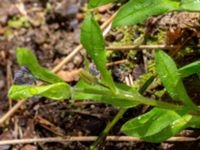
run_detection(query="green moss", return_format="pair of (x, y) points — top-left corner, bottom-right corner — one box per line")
(3, 28), (13, 38)
(110, 25), (145, 46)
(8, 16), (30, 29)
(146, 29), (166, 45)
(177, 47), (195, 58)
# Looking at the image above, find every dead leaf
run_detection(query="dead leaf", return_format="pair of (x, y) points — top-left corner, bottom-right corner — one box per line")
(21, 144), (37, 150)
(57, 69), (81, 82)
(165, 28), (184, 45)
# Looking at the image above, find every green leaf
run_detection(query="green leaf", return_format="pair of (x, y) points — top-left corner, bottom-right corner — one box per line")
(8, 82), (71, 100)
(112, 0), (180, 27)
(16, 48), (63, 83)
(181, 0), (200, 11)
(179, 61), (200, 78)
(81, 15), (116, 92)
(73, 80), (139, 108)
(122, 108), (181, 137)
(89, 0), (115, 8)
(143, 114), (192, 143)
(155, 49), (194, 107)
(186, 115), (200, 128)
(121, 108), (192, 143)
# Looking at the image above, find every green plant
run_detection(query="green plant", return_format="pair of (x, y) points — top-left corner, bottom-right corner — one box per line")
(8, 16), (30, 28)
(111, 0), (200, 27)
(8, 0), (200, 148)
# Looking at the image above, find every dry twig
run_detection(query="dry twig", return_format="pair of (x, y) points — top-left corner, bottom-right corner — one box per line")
(106, 59), (127, 67)
(106, 45), (200, 52)
(106, 45), (176, 51)
(0, 136), (198, 145)
(6, 60), (13, 109)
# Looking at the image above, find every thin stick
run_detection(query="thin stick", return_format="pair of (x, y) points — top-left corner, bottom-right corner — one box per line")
(52, 45), (83, 73)
(6, 60), (13, 109)
(106, 45), (176, 51)
(0, 136), (198, 145)
(106, 59), (127, 67)
(0, 100), (26, 125)
(106, 45), (200, 51)
(0, 11), (117, 126)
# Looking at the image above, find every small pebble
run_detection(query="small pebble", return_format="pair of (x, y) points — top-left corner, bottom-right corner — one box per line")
(73, 54), (83, 67)
(66, 62), (74, 70)
(115, 33), (124, 41)
(90, 105), (95, 109)
(76, 13), (84, 21)
(97, 4), (113, 13)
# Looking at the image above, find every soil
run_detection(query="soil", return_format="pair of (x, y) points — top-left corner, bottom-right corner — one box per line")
(0, 0), (200, 150)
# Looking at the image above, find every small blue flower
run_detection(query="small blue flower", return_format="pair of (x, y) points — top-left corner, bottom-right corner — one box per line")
(14, 66), (36, 85)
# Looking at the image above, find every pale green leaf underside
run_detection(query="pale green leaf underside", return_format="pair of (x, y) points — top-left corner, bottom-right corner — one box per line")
(181, 0), (200, 11)
(8, 82), (71, 100)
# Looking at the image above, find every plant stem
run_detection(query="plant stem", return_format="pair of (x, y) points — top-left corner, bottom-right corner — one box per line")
(89, 76), (156, 149)
(89, 108), (127, 150)
(74, 88), (183, 110)
(121, 94), (182, 110)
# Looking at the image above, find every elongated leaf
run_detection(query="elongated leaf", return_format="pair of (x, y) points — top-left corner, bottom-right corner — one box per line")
(17, 48), (63, 83)
(143, 114), (192, 143)
(8, 82), (71, 100)
(112, 0), (179, 27)
(186, 115), (200, 128)
(181, 0), (200, 11)
(179, 61), (200, 78)
(122, 108), (181, 137)
(89, 0), (115, 8)
(73, 80), (139, 108)
(121, 108), (192, 143)
(81, 15), (116, 92)
(155, 50), (194, 107)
